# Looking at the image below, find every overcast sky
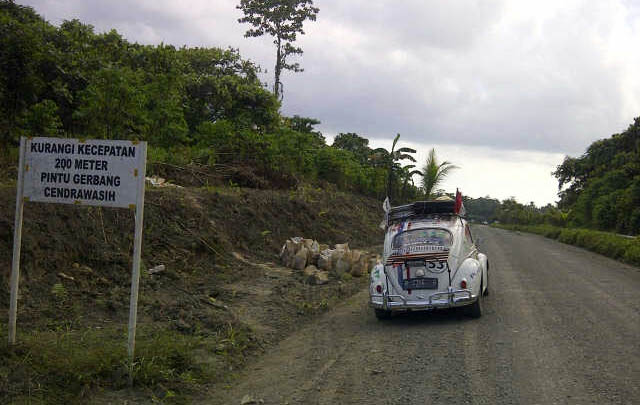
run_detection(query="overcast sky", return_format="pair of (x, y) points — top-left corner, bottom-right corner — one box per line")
(20, 0), (640, 205)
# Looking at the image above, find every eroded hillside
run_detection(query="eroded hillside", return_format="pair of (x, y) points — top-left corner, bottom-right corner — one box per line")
(0, 184), (383, 402)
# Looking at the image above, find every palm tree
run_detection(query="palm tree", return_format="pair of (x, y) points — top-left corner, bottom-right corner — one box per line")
(400, 164), (423, 203)
(421, 148), (458, 199)
(371, 133), (417, 201)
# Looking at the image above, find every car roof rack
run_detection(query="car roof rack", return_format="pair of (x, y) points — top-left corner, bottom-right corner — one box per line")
(388, 200), (457, 223)
(383, 190), (466, 228)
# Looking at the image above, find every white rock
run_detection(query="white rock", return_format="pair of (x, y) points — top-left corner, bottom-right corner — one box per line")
(334, 257), (351, 275)
(148, 264), (165, 275)
(303, 265), (329, 285)
(335, 243), (349, 252)
(317, 251), (332, 271)
(240, 395), (264, 405)
(314, 271), (330, 285)
(293, 247), (309, 270)
(330, 249), (344, 270)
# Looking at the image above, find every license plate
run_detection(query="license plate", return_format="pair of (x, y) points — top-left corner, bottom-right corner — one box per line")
(404, 277), (438, 290)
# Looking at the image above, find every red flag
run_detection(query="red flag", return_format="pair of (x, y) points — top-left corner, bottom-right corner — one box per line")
(455, 188), (463, 214)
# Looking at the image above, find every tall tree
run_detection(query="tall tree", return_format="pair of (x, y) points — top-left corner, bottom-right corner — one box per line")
(237, 0), (319, 100)
(421, 148), (458, 199)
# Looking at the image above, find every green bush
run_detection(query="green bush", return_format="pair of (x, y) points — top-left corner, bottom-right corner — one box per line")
(623, 239), (640, 266)
(557, 228), (578, 245)
(542, 226), (562, 239)
(148, 145), (216, 167)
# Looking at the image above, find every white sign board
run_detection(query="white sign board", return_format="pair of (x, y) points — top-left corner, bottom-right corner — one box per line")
(23, 137), (145, 208)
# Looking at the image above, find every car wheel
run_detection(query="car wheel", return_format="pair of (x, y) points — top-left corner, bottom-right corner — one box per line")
(465, 280), (483, 318)
(374, 309), (392, 320)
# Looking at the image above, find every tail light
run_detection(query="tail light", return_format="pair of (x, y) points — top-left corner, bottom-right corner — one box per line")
(460, 279), (467, 289)
(376, 285), (383, 294)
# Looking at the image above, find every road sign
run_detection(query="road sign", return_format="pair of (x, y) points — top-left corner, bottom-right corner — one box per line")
(9, 137), (147, 382)
(23, 137), (145, 208)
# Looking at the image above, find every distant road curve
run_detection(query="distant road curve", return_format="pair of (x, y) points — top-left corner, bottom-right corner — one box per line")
(208, 225), (640, 404)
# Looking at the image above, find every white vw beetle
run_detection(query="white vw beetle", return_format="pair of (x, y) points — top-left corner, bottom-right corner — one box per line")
(370, 194), (489, 319)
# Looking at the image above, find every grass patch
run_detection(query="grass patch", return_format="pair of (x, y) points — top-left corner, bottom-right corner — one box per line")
(493, 224), (640, 267)
(0, 326), (227, 404)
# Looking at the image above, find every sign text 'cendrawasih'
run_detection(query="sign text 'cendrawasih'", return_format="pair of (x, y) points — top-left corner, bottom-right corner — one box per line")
(23, 137), (145, 208)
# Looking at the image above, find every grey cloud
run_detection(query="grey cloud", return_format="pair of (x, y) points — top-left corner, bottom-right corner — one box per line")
(320, 0), (505, 51)
(24, 0), (244, 47)
(282, 1), (639, 155)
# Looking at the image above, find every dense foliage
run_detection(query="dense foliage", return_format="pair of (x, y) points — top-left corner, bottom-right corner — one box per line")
(554, 117), (640, 234)
(469, 117), (640, 236)
(0, 2), (279, 145)
(493, 198), (568, 227)
(464, 196), (500, 223)
(0, 1), (423, 201)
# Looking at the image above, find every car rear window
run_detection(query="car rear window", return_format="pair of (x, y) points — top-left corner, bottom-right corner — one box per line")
(392, 228), (452, 252)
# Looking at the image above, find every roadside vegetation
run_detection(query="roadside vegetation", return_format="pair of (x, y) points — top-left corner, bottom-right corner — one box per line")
(461, 117), (639, 267)
(493, 223), (640, 267)
(554, 117), (640, 235)
(0, 0), (428, 204)
(471, 117), (639, 236)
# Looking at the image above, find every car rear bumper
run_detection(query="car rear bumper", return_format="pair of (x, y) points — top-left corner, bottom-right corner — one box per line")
(370, 289), (477, 311)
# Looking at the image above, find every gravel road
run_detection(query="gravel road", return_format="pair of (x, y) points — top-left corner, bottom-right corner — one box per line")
(210, 226), (640, 404)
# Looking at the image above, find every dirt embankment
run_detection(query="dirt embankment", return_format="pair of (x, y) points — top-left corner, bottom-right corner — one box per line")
(0, 184), (383, 402)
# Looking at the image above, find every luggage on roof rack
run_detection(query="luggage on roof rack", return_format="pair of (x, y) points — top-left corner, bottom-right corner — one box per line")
(388, 200), (457, 223)
(382, 190), (465, 227)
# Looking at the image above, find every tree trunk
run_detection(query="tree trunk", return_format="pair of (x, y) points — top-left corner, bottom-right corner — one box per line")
(401, 178), (408, 203)
(386, 167), (393, 202)
(274, 36), (282, 99)
(425, 184), (433, 200)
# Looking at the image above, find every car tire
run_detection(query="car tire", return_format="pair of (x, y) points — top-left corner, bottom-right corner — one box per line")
(483, 263), (489, 296)
(465, 280), (483, 318)
(374, 309), (392, 320)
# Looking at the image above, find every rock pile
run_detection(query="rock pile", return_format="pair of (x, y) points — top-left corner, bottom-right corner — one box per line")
(145, 176), (182, 188)
(279, 237), (380, 284)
